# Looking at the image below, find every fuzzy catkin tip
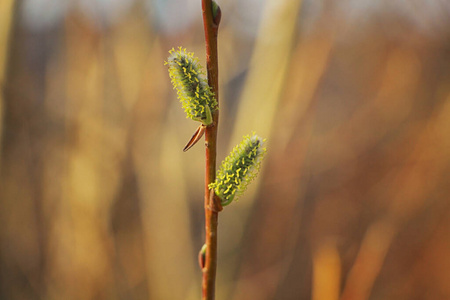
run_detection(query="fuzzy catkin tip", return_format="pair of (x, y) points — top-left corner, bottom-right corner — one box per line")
(165, 47), (217, 125)
(209, 133), (267, 206)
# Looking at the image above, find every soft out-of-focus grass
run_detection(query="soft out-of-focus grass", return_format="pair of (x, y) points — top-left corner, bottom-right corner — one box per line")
(0, 0), (15, 162)
(1, 1), (450, 300)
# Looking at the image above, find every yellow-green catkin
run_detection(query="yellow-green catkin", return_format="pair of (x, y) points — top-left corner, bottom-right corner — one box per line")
(165, 47), (217, 125)
(209, 134), (266, 206)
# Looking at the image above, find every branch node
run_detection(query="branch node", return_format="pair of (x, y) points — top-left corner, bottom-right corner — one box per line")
(208, 189), (223, 212)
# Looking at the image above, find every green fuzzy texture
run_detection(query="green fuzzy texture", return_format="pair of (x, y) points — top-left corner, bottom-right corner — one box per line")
(209, 134), (266, 206)
(165, 47), (217, 125)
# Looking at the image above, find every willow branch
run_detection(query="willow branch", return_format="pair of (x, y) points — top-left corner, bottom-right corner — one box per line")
(201, 0), (220, 299)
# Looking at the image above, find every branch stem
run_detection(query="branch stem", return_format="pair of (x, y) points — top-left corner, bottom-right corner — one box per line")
(201, 0), (220, 299)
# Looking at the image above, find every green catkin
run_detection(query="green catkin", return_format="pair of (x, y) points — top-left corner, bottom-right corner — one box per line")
(165, 47), (217, 125)
(209, 134), (266, 206)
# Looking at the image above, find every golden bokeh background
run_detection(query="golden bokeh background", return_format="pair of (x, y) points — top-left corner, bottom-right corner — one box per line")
(1, 0), (450, 299)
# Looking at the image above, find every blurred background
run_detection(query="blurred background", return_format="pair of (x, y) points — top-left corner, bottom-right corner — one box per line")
(1, 0), (450, 299)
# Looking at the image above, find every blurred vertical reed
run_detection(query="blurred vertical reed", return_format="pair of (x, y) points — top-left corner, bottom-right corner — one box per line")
(0, 0), (16, 163)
